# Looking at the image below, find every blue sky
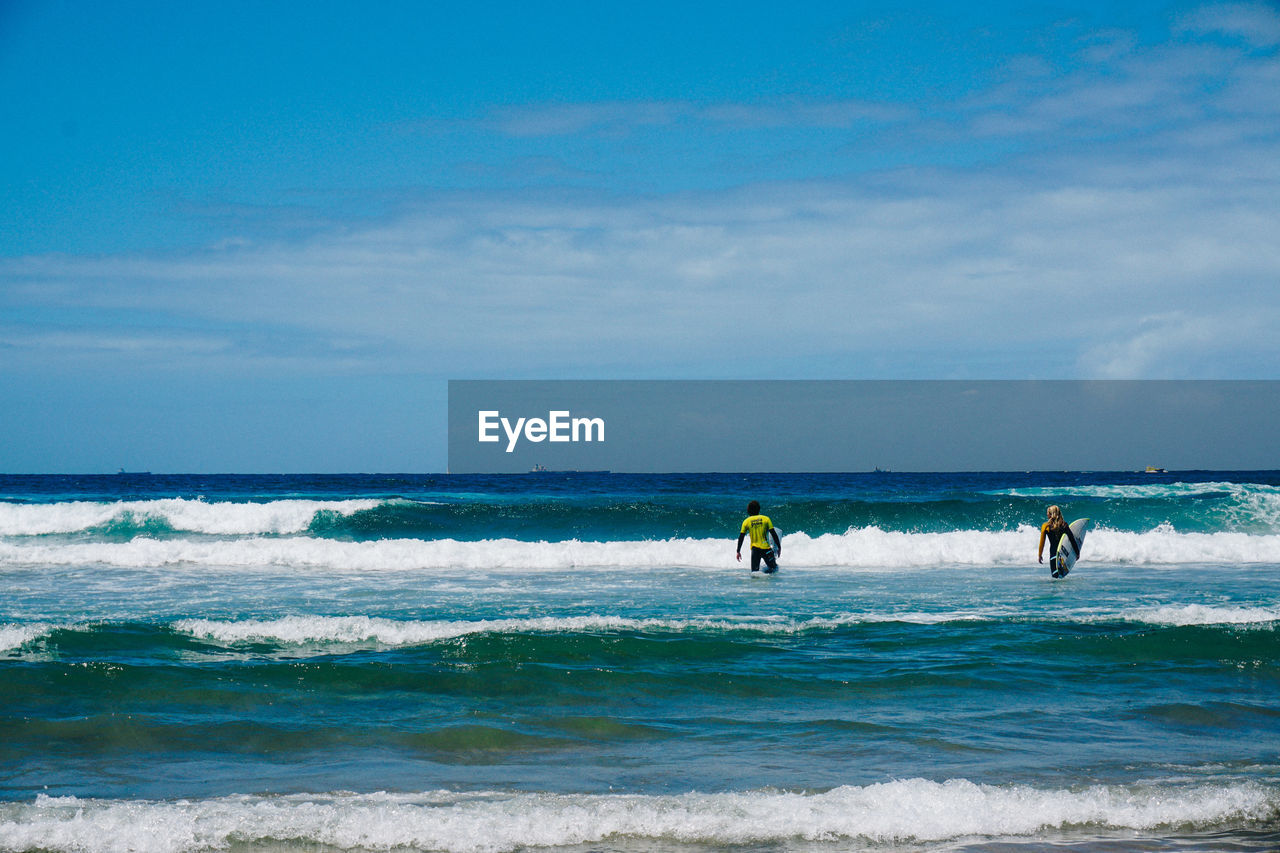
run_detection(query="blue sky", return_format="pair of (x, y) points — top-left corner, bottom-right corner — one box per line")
(2, 1), (1278, 472)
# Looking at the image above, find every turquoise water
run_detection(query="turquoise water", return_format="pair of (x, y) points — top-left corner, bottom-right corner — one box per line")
(1, 472), (1278, 851)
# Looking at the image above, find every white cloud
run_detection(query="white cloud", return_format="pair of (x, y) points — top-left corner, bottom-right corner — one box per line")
(964, 37), (1267, 151)
(1076, 312), (1266, 378)
(1177, 2), (1280, 47)
(0, 329), (231, 356)
(5, 154), (1277, 380)
(4, 4), (1279, 382)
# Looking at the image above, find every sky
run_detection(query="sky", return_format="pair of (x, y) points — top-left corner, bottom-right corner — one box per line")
(2, 0), (1278, 472)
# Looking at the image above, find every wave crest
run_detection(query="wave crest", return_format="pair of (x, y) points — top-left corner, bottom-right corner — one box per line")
(2, 780), (1274, 853)
(2, 525), (1277, 571)
(5, 603), (1273, 655)
(0, 498), (383, 537)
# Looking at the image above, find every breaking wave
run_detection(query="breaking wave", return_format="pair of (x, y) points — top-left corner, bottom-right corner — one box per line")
(0, 525), (1276, 571)
(0, 498), (383, 537)
(0, 780), (1275, 853)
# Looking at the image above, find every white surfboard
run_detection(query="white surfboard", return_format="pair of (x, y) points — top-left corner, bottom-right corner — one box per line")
(1054, 518), (1090, 578)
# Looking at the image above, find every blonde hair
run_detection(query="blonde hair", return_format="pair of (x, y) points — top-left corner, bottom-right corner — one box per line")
(1046, 505), (1065, 529)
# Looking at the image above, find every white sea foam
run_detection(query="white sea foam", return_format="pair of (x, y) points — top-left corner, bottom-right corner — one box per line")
(990, 482), (1280, 529)
(2, 602), (1271, 657)
(1078, 525), (1280, 565)
(1219, 482), (1280, 531)
(800, 525), (1280, 568)
(0, 498), (383, 537)
(175, 614), (687, 646)
(0, 780), (1273, 853)
(175, 605), (1279, 648)
(172, 611), (1002, 647)
(0, 622), (55, 653)
(1, 525), (1276, 571)
(986, 481), (1279, 500)
(1124, 604), (1280, 626)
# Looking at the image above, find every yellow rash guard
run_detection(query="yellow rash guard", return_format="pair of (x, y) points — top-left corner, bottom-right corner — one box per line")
(740, 514), (775, 550)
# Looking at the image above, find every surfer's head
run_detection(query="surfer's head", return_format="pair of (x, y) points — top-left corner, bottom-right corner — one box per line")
(747, 500), (761, 515)
(1046, 505), (1064, 526)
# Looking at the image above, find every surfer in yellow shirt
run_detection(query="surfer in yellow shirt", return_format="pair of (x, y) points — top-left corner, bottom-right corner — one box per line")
(736, 500), (782, 573)
(1037, 505), (1080, 578)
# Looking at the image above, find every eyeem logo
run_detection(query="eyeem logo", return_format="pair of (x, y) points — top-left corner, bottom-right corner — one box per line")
(478, 410), (606, 452)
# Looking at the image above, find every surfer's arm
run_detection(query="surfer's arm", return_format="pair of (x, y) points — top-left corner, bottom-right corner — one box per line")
(1037, 526), (1046, 562)
(1066, 528), (1080, 554)
(769, 527), (781, 555)
(736, 531), (745, 560)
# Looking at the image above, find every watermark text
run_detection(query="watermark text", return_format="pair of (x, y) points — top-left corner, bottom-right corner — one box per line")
(477, 410), (605, 452)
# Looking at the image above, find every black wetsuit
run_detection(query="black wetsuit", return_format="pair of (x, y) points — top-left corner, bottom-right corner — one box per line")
(1043, 522), (1080, 578)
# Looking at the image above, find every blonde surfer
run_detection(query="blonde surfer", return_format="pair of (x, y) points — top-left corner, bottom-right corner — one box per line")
(1038, 505), (1080, 578)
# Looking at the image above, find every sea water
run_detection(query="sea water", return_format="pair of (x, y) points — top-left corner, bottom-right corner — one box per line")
(1, 471), (1278, 851)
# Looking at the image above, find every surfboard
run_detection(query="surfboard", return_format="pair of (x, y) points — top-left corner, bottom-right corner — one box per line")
(1053, 518), (1090, 578)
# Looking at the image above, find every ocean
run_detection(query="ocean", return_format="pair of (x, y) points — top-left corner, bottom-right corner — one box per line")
(1, 470), (1278, 852)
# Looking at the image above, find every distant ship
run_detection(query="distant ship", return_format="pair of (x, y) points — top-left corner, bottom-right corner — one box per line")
(529, 464), (610, 474)
(116, 468), (152, 475)
(1143, 466), (1167, 474)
